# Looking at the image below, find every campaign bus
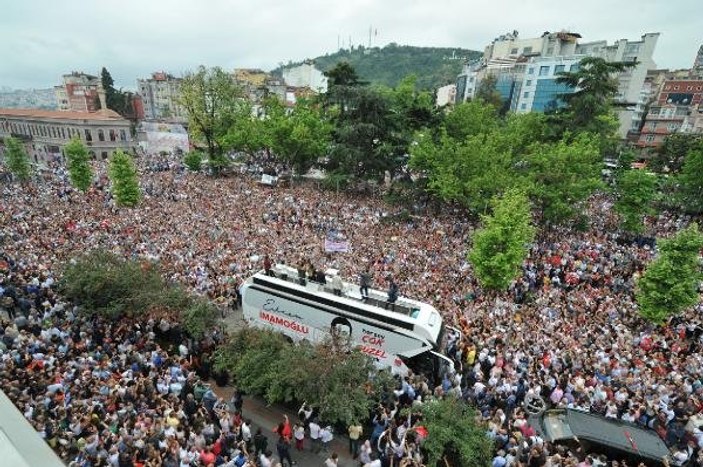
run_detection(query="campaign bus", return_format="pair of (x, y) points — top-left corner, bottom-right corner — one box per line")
(240, 264), (456, 380)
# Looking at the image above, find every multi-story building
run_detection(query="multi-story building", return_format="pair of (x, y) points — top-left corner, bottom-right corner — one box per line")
(137, 72), (186, 122)
(436, 84), (457, 107)
(54, 72), (101, 112)
(692, 45), (703, 78)
(233, 68), (270, 88)
(636, 79), (703, 148)
(0, 104), (136, 164)
(282, 62), (328, 93)
(456, 31), (660, 137)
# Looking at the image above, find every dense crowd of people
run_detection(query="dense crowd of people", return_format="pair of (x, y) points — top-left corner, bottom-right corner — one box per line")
(1, 155), (702, 466)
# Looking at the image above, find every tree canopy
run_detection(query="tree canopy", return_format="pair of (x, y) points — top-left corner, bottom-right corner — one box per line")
(613, 169), (657, 234)
(64, 137), (93, 192)
(469, 189), (535, 291)
(3, 136), (32, 182)
(419, 398), (493, 467)
(178, 66), (246, 172)
(108, 150), (141, 207)
(636, 224), (703, 323)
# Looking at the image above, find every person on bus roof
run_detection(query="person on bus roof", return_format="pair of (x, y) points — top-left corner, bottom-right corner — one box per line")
(386, 278), (398, 310)
(359, 269), (371, 300)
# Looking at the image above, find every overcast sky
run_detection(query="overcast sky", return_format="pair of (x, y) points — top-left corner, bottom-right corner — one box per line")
(1, 0), (700, 90)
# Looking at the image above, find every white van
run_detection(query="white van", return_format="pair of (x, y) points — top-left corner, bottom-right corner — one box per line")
(240, 264), (456, 380)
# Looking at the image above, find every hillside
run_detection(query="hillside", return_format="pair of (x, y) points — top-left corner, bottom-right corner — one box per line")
(273, 43), (481, 90)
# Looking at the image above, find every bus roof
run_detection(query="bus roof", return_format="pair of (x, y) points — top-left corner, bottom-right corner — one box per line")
(248, 264), (444, 345)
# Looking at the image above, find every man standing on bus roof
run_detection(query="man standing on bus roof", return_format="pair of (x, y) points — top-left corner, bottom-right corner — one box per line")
(330, 271), (343, 296)
(386, 278), (398, 311)
(359, 269), (371, 300)
(264, 254), (274, 277)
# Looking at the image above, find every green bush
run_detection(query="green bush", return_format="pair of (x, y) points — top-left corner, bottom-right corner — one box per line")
(60, 250), (218, 338)
(419, 398), (492, 467)
(183, 151), (203, 172)
(321, 170), (351, 191)
(214, 328), (380, 425)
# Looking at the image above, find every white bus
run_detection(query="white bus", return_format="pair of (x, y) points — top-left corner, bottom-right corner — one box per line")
(240, 264), (456, 381)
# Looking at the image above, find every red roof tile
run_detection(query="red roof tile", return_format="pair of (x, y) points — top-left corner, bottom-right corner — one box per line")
(0, 108), (126, 121)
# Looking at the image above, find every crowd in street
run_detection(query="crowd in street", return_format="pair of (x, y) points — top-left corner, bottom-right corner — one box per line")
(1, 157), (703, 466)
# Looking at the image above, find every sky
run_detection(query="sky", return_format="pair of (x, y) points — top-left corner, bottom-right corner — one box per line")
(0, 0), (700, 90)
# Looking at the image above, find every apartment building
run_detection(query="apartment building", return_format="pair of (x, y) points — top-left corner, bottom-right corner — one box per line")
(456, 31), (660, 136)
(54, 72), (101, 112)
(137, 72), (186, 121)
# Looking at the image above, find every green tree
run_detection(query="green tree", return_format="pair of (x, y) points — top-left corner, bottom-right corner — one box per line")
(410, 129), (519, 214)
(555, 57), (634, 131)
(60, 250), (216, 337)
(526, 133), (603, 224)
(64, 137), (93, 192)
(443, 100), (499, 141)
(183, 151), (203, 172)
(678, 146), (703, 213)
(213, 328), (379, 426)
(636, 224), (703, 323)
(222, 94), (282, 159)
(469, 189), (535, 290)
(3, 136), (32, 182)
(178, 66), (245, 173)
(419, 398), (492, 467)
(270, 100), (332, 175)
(474, 73), (504, 111)
(613, 169), (657, 234)
(108, 150), (140, 207)
(100, 67), (128, 115)
(651, 134), (703, 174)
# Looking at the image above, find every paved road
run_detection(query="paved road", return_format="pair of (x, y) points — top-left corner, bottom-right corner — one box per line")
(211, 385), (359, 467)
(214, 308), (360, 467)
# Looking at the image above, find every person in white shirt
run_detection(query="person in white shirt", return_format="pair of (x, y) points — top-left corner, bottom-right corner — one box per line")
(308, 419), (321, 453)
(259, 450), (273, 467)
(320, 425), (334, 452)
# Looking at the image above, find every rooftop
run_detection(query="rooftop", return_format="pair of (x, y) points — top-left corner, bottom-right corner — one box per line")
(0, 108), (125, 121)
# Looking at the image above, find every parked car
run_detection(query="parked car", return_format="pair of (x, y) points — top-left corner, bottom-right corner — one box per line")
(528, 408), (673, 465)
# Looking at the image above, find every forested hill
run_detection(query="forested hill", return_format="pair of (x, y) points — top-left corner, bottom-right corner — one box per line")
(272, 43), (481, 90)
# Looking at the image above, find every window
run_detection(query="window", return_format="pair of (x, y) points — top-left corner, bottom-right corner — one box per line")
(570, 63), (580, 72)
(89, 150), (96, 160)
(523, 91), (530, 98)
(539, 66), (550, 76)
(61, 128), (66, 139)
(120, 130), (127, 141)
(687, 86), (693, 91)
(101, 151), (108, 160)
(649, 122), (658, 130)
(668, 123), (679, 132)
(546, 47), (554, 55)
(510, 48), (518, 55)
(98, 129), (105, 141)
(84, 129), (92, 142)
(554, 65), (566, 74)
(523, 46), (532, 54)
(525, 80), (532, 86)
(528, 67), (535, 75)
(109, 130), (117, 142)
(521, 103), (527, 110)
(645, 134), (655, 143)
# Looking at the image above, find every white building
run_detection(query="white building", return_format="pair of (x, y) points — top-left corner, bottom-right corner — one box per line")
(456, 30), (660, 137)
(282, 62), (328, 93)
(436, 84), (457, 107)
(137, 72), (187, 121)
